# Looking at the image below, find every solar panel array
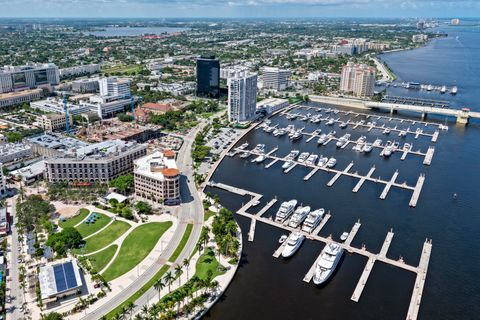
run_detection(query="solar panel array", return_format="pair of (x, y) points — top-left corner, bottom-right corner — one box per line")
(53, 261), (79, 293)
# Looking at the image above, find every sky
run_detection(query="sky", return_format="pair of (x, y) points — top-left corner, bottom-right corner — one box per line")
(0, 0), (479, 18)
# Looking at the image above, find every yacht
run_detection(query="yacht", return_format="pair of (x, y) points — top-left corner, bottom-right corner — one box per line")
(286, 113), (298, 120)
(403, 143), (412, 151)
(312, 242), (344, 285)
(282, 160), (295, 171)
(300, 115), (309, 121)
(311, 116), (321, 124)
(252, 154), (266, 163)
(392, 141), (400, 150)
(288, 206), (311, 228)
(398, 130), (407, 138)
(263, 126), (275, 133)
(317, 134), (328, 144)
(305, 154), (319, 166)
(339, 122), (348, 129)
(279, 235), (288, 244)
(302, 209), (325, 233)
(373, 138), (382, 147)
(317, 156), (329, 167)
(440, 85), (447, 94)
(336, 134), (350, 148)
(285, 150), (300, 160)
(328, 130), (336, 137)
(326, 158), (337, 168)
(340, 232), (349, 241)
(290, 131), (303, 141)
(275, 200), (298, 223)
(312, 129), (322, 136)
(363, 143), (373, 153)
(383, 128), (391, 135)
(240, 151), (250, 158)
(239, 142), (249, 150)
(281, 232), (305, 258)
(451, 86), (458, 95)
(326, 119), (335, 126)
(383, 141), (393, 157)
(253, 144), (265, 152)
(297, 152), (310, 163)
(426, 84), (433, 91)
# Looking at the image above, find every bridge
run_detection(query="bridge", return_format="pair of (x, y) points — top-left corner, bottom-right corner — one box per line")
(309, 95), (480, 125)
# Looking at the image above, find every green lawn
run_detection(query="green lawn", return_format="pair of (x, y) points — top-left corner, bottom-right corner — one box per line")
(75, 220), (131, 254)
(102, 222), (172, 281)
(102, 64), (142, 75)
(168, 224), (193, 263)
(87, 245), (118, 272)
(204, 210), (216, 222)
(75, 212), (111, 238)
(59, 208), (90, 229)
(105, 265), (169, 319)
(195, 248), (225, 280)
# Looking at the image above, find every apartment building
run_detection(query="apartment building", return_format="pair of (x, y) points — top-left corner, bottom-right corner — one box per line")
(37, 114), (72, 132)
(340, 62), (376, 97)
(227, 71), (258, 122)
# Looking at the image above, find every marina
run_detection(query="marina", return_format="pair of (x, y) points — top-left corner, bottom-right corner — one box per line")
(207, 182), (432, 320)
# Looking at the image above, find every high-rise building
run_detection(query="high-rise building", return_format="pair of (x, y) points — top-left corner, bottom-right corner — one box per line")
(340, 62), (376, 98)
(196, 56), (220, 98)
(227, 71), (258, 122)
(262, 67), (291, 91)
(0, 63), (59, 93)
(99, 77), (131, 97)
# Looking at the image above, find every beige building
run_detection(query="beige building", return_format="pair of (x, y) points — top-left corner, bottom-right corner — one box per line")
(45, 140), (147, 184)
(37, 114), (72, 132)
(134, 150), (181, 207)
(340, 62), (376, 97)
(0, 89), (42, 109)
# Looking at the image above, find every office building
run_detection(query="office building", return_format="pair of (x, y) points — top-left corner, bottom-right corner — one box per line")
(196, 56), (220, 98)
(88, 95), (134, 119)
(45, 140), (147, 184)
(72, 78), (99, 93)
(256, 98), (289, 115)
(11, 160), (46, 185)
(0, 63), (59, 93)
(0, 143), (32, 164)
(30, 98), (92, 116)
(340, 62), (376, 97)
(227, 71), (258, 122)
(0, 89), (43, 109)
(262, 67), (291, 91)
(59, 64), (101, 78)
(99, 77), (131, 97)
(134, 150), (181, 207)
(38, 260), (83, 303)
(26, 133), (89, 158)
(37, 114), (72, 132)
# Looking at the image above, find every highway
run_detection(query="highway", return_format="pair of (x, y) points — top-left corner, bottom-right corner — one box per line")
(5, 195), (23, 320)
(82, 121), (206, 319)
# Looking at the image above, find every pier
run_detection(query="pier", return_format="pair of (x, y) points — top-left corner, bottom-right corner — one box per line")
(380, 171), (399, 200)
(352, 166), (376, 193)
(248, 219), (256, 242)
(265, 159), (279, 169)
(312, 212), (331, 235)
(327, 162), (354, 187)
(256, 198), (278, 217)
(207, 182), (432, 320)
(304, 168), (319, 181)
(409, 174), (426, 207)
(423, 147), (435, 165)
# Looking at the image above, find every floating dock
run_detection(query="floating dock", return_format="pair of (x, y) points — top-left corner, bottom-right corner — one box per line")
(248, 219), (256, 242)
(344, 220), (361, 246)
(256, 198), (278, 217)
(380, 171), (399, 200)
(312, 213), (331, 236)
(423, 147), (435, 166)
(409, 174), (426, 207)
(327, 162), (354, 187)
(352, 166), (376, 193)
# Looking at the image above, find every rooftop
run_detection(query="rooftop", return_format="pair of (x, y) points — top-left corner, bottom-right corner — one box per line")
(134, 150), (178, 181)
(26, 133), (89, 152)
(39, 260), (82, 299)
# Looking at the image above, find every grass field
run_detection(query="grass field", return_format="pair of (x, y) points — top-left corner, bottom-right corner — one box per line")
(59, 208), (90, 229)
(195, 248), (225, 280)
(87, 245), (118, 272)
(168, 224), (193, 263)
(102, 64), (142, 75)
(102, 222), (172, 281)
(75, 220), (131, 254)
(75, 212), (111, 238)
(204, 210), (216, 222)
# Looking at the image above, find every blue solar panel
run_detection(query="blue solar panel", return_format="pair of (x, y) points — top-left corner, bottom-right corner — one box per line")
(63, 262), (78, 289)
(53, 264), (67, 292)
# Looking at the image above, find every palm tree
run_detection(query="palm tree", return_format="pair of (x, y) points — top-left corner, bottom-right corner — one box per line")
(164, 271), (174, 293)
(182, 258), (190, 279)
(141, 304), (148, 317)
(195, 242), (203, 255)
(174, 265), (183, 287)
(126, 301), (136, 319)
(153, 278), (165, 301)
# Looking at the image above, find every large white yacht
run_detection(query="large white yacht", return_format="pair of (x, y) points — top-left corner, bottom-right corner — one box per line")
(317, 134), (328, 144)
(282, 160), (295, 171)
(252, 154), (266, 163)
(336, 134), (350, 148)
(288, 206), (311, 228)
(285, 150), (300, 160)
(305, 154), (319, 166)
(297, 152), (310, 163)
(281, 232), (305, 258)
(302, 208), (325, 233)
(326, 158), (337, 168)
(317, 155), (329, 167)
(312, 242), (344, 285)
(275, 200), (298, 223)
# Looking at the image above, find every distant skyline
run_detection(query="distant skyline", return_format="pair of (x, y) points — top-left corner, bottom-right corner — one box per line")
(0, 0), (479, 19)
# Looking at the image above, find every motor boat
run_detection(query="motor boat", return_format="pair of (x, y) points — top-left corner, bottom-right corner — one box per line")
(238, 142), (249, 150)
(279, 235), (288, 244)
(288, 206), (311, 228)
(340, 232), (349, 241)
(373, 138), (382, 147)
(297, 152), (310, 163)
(336, 134), (350, 148)
(326, 119), (335, 126)
(305, 154), (319, 166)
(326, 158), (337, 168)
(383, 141), (393, 157)
(281, 232), (305, 258)
(275, 200), (298, 223)
(398, 130), (407, 138)
(363, 143), (373, 153)
(282, 160), (295, 171)
(252, 154), (266, 163)
(302, 209), (325, 233)
(339, 122), (348, 129)
(317, 156), (329, 167)
(317, 134), (328, 144)
(383, 128), (391, 135)
(240, 151), (250, 158)
(312, 242), (344, 285)
(290, 131), (303, 141)
(285, 150), (300, 160)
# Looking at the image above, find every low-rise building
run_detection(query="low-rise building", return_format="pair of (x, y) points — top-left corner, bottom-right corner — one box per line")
(0, 163), (6, 196)
(134, 150), (181, 207)
(45, 139), (147, 184)
(0, 207), (10, 236)
(10, 160), (46, 185)
(37, 114), (72, 132)
(0, 89), (42, 109)
(30, 98), (92, 116)
(72, 78), (99, 93)
(256, 98), (289, 114)
(0, 143), (32, 164)
(59, 64), (101, 78)
(26, 133), (89, 158)
(38, 260), (83, 303)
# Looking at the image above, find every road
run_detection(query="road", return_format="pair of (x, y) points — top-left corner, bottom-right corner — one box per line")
(82, 121), (206, 319)
(5, 195), (23, 320)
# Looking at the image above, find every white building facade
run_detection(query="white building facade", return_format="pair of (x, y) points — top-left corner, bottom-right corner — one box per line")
(227, 71), (258, 122)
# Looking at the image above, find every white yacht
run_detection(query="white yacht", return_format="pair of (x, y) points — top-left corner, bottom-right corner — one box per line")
(373, 138), (382, 147)
(317, 156), (329, 167)
(281, 232), (305, 258)
(286, 113), (298, 120)
(240, 151), (250, 158)
(275, 200), (298, 223)
(253, 144), (265, 152)
(328, 130), (336, 137)
(252, 154), (266, 163)
(451, 86), (458, 95)
(317, 134), (328, 144)
(288, 206), (311, 228)
(263, 126), (275, 133)
(398, 130), (407, 137)
(403, 143), (412, 151)
(312, 129), (322, 136)
(392, 141), (400, 150)
(290, 131), (303, 141)
(302, 209), (325, 233)
(336, 134), (350, 148)
(285, 150), (300, 160)
(363, 143), (373, 153)
(440, 85), (447, 94)
(305, 154), (319, 166)
(383, 141), (393, 157)
(340, 232), (349, 241)
(298, 152), (310, 163)
(312, 242), (344, 285)
(239, 142), (249, 150)
(326, 119), (335, 126)
(339, 122), (348, 129)
(326, 158), (337, 168)
(383, 128), (391, 135)
(282, 160), (295, 171)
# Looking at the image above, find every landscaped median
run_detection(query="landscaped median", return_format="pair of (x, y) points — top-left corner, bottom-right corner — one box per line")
(168, 223), (193, 263)
(102, 222), (172, 281)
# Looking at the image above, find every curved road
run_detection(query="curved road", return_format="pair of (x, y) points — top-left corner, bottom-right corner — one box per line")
(82, 122), (206, 319)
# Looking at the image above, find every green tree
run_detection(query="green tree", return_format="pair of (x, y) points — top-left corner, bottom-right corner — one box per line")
(109, 174), (134, 194)
(42, 312), (64, 320)
(135, 201), (152, 215)
(46, 227), (83, 256)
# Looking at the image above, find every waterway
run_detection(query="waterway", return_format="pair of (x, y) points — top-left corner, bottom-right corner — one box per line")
(204, 23), (480, 320)
(83, 26), (188, 37)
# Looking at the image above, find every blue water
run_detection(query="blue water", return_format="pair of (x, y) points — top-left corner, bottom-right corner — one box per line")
(204, 23), (480, 320)
(84, 26), (188, 37)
